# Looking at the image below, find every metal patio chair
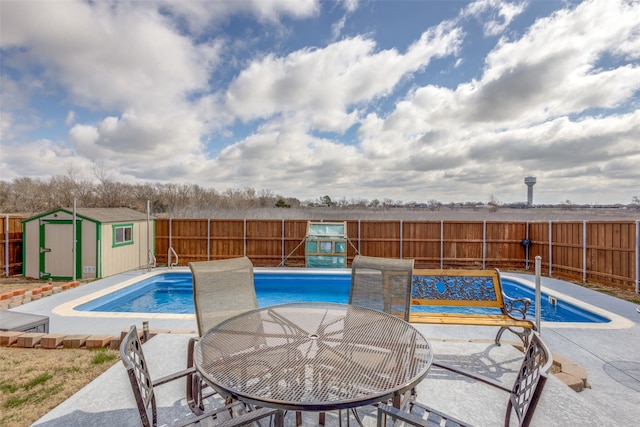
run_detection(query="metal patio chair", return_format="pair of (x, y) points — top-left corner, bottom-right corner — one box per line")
(120, 325), (283, 427)
(188, 257), (304, 425)
(317, 255), (415, 424)
(350, 254), (415, 321)
(187, 257), (259, 414)
(376, 331), (553, 427)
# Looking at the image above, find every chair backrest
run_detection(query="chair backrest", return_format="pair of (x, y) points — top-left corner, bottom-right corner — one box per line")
(349, 255), (415, 321)
(120, 325), (156, 427)
(189, 256), (258, 336)
(506, 331), (553, 427)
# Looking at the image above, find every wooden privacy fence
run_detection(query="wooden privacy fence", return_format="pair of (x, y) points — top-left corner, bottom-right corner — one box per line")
(2, 216), (639, 292)
(155, 218), (640, 292)
(1, 215), (24, 277)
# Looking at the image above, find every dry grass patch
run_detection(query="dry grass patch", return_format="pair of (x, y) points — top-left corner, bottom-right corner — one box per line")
(0, 346), (119, 427)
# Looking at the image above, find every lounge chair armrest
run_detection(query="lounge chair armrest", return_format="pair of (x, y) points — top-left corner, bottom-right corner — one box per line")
(432, 361), (511, 393)
(502, 292), (531, 320)
(187, 336), (200, 368)
(153, 366), (196, 387)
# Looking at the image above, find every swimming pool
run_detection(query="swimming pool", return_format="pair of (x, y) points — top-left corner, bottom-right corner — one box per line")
(75, 270), (610, 323)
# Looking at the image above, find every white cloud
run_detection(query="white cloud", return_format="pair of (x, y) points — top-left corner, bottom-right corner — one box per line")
(463, 0), (526, 36)
(156, 0), (320, 34)
(352, 0), (640, 203)
(1, 0), (221, 111)
(64, 111), (75, 126)
(1, 0), (639, 205)
(225, 22), (462, 129)
(0, 139), (78, 178)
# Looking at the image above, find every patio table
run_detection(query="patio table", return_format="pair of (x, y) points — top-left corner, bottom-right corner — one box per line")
(193, 302), (432, 425)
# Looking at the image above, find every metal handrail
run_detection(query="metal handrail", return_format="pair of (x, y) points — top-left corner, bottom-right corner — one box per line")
(168, 247), (179, 269)
(147, 250), (156, 271)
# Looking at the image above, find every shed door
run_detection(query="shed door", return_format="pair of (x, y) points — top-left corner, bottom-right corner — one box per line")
(40, 221), (76, 279)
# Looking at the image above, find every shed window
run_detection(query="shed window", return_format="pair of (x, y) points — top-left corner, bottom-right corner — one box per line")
(113, 224), (133, 247)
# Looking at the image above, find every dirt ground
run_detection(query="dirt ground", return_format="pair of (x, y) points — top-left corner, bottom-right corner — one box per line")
(0, 345), (119, 427)
(0, 276), (93, 295)
(1, 277), (119, 427)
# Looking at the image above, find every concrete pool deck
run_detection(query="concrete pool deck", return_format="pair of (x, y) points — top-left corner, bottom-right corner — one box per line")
(5, 268), (639, 425)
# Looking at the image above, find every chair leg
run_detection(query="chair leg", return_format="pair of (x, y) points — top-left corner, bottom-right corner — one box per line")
(186, 337), (205, 415)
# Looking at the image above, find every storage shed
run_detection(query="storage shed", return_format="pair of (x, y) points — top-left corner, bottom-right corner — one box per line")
(22, 207), (154, 280)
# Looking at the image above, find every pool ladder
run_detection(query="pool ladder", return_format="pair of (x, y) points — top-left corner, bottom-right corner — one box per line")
(147, 250), (157, 271)
(168, 247), (179, 269)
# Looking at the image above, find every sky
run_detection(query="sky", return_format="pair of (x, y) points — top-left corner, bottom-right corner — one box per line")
(1, 0), (639, 206)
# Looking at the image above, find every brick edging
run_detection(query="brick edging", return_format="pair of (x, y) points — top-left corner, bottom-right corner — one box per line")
(0, 328), (196, 350)
(0, 281), (81, 310)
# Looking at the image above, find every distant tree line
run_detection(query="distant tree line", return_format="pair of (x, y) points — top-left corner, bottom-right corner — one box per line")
(0, 168), (301, 215)
(0, 168), (638, 216)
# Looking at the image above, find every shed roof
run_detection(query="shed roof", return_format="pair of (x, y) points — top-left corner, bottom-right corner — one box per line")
(71, 207), (151, 223)
(23, 207), (152, 223)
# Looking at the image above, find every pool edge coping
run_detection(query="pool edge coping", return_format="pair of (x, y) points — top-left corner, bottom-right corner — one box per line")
(50, 267), (632, 328)
(502, 274), (634, 330)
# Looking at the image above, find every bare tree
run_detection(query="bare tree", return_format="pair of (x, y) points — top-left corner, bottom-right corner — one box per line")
(10, 177), (50, 212)
(0, 181), (11, 211)
(130, 183), (159, 212)
(259, 189), (276, 208)
(47, 175), (76, 208)
(92, 162), (127, 207)
(64, 165), (95, 207)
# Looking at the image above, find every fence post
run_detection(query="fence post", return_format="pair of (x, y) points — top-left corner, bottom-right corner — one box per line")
(583, 220), (588, 283)
(168, 218), (173, 266)
(548, 220), (553, 277)
(4, 215), (8, 277)
(146, 201), (151, 269)
(243, 219), (247, 257)
(72, 199), (77, 281)
(535, 256), (542, 332)
(482, 220), (486, 270)
(281, 219), (285, 266)
(525, 221), (530, 270)
(207, 218), (211, 261)
(440, 220), (444, 269)
(357, 220), (361, 255)
(399, 220), (403, 259)
(636, 220), (640, 294)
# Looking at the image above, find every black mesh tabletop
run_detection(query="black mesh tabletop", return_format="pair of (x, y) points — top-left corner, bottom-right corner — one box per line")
(194, 302), (432, 412)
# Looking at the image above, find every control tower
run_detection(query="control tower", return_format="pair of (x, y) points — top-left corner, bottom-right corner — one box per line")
(524, 176), (536, 207)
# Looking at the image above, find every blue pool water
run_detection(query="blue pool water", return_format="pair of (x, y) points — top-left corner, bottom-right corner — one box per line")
(76, 271), (609, 323)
